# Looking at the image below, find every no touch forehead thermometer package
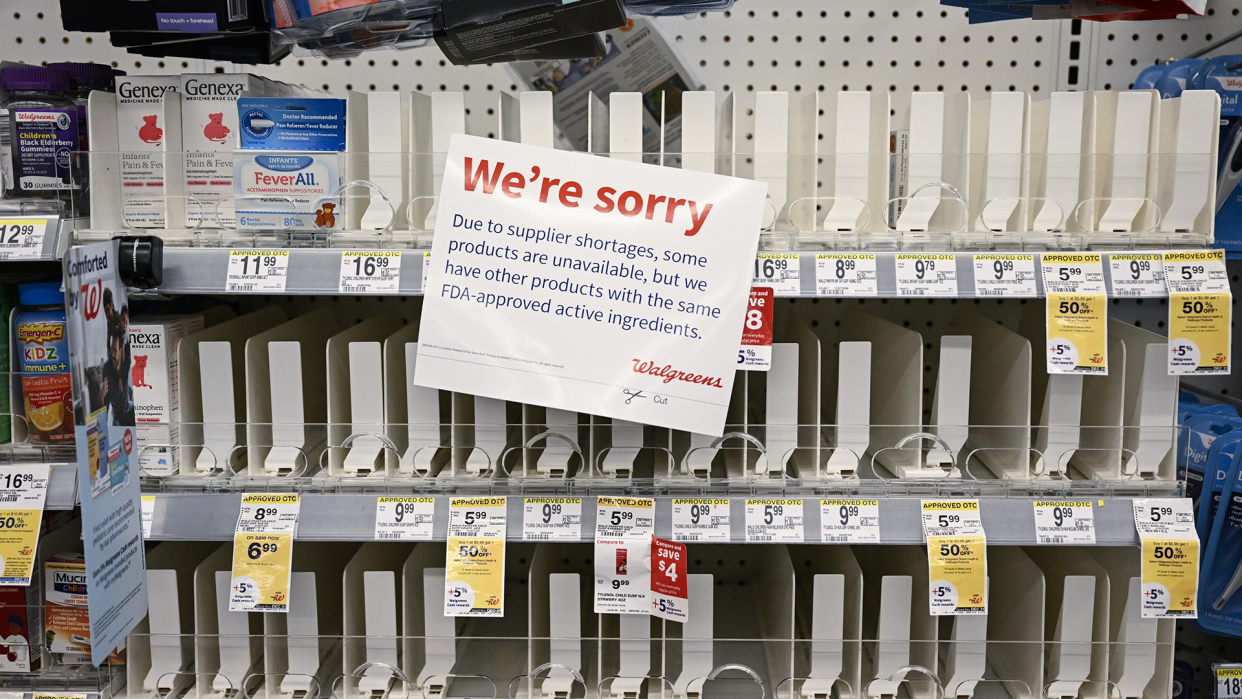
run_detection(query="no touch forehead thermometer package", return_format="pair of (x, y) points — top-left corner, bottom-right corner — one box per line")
(1199, 444), (1242, 635)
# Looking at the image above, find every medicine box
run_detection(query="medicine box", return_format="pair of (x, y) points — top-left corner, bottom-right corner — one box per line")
(115, 75), (180, 228)
(130, 314), (202, 477)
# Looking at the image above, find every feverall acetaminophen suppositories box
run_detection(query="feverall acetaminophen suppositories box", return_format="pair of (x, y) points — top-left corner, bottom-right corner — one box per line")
(180, 74), (280, 227)
(116, 75), (179, 227)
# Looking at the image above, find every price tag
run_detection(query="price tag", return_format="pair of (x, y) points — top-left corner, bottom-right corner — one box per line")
(33, 693), (87, 699)
(744, 498), (804, 542)
(651, 537), (688, 622)
(753, 253), (801, 295)
(421, 251), (432, 292)
(1164, 251), (1231, 375)
(141, 494), (155, 539)
(921, 500), (987, 615)
(1042, 253), (1106, 295)
(226, 250), (290, 293)
(671, 498), (731, 542)
(1133, 498), (1199, 618)
(1032, 500), (1096, 545)
(1216, 665), (1242, 699)
(595, 496), (655, 614)
(1046, 293), (1108, 375)
(820, 499), (880, 543)
(340, 251), (402, 293)
(445, 496), (507, 617)
(230, 494), (299, 612)
(374, 496), (435, 541)
(972, 254), (1037, 297)
(0, 465), (48, 586)
(815, 253), (878, 296)
(523, 497), (582, 541)
(740, 287), (773, 371)
(1108, 253), (1166, 297)
(0, 217), (51, 260)
(895, 253), (958, 297)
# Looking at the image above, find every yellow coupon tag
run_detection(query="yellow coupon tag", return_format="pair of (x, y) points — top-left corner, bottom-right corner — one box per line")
(230, 494), (299, 612)
(445, 496), (507, 617)
(921, 500), (987, 615)
(1169, 292), (1231, 374)
(0, 465), (49, 586)
(1133, 498), (1199, 618)
(1046, 293), (1108, 374)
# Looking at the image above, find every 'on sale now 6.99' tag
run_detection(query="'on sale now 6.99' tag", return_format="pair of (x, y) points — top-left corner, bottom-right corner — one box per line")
(230, 494), (300, 613)
(740, 287), (773, 371)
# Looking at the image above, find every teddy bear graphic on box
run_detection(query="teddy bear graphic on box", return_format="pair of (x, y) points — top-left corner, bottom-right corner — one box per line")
(139, 115), (163, 145)
(203, 113), (231, 144)
(315, 203), (336, 228)
(132, 355), (151, 389)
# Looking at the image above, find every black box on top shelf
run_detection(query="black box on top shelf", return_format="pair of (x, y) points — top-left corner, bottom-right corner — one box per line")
(60, 0), (268, 34)
(111, 31), (291, 65)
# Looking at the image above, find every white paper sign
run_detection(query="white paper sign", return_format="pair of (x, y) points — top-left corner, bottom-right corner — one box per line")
(595, 496), (655, 614)
(340, 251), (402, 293)
(820, 499), (880, 543)
(226, 250), (290, 293)
(523, 497), (582, 541)
(671, 498), (731, 542)
(374, 496), (435, 541)
(744, 498), (804, 542)
(1032, 500), (1096, 545)
(141, 495), (155, 539)
(815, 253), (878, 296)
(413, 134), (768, 436)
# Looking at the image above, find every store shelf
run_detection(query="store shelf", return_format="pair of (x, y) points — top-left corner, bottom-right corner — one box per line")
(143, 492), (1163, 545)
(144, 247), (1199, 298)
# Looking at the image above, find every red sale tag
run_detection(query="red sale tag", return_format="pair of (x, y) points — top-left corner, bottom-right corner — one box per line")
(739, 286), (774, 371)
(651, 536), (688, 621)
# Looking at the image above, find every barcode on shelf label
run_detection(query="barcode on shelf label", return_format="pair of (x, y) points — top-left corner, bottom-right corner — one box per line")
(744, 499), (804, 542)
(1108, 253), (1165, 297)
(972, 254), (1037, 297)
(226, 250), (290, 293)
(754, 253), (801, 295)
(523, 497), (582, 541)
(339, 251), (402, 294)
(895, 254), (958, 296)
(374, 497), (436, 541)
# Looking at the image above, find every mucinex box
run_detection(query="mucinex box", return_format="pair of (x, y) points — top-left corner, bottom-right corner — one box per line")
(180, 74), (279, 227)
(116, 75), (180, 228)
(130, 314), (201, 476)
(45, 553), (89, 664)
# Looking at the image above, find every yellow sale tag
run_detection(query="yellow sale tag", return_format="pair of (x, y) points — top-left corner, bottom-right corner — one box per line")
(921, 500), (987, 615)
(0, 465), (49, 586)
(1169, 292), (1231, 374)
(1046, 293), (1108, 374)
(229, 494), (299, 612)
(445, 496), (507, 617)
(1133, 498), (1199, 618)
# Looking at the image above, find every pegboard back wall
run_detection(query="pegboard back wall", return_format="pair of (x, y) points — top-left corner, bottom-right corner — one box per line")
(3, 0), (1239, 141)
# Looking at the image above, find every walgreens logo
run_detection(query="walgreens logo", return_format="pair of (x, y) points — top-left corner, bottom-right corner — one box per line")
(632, 359), (723, 388)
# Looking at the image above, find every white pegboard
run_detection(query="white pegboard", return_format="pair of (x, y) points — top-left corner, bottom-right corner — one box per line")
(2, 0), (1238, 136)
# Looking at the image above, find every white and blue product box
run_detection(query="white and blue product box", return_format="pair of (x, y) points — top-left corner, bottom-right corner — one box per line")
(233, 97), (345, 229)
(1204, 58), (1242, 255)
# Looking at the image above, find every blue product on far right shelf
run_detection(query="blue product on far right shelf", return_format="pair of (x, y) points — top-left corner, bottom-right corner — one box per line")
(1182, 414), (1242, 508)
(1198, 432), (1242, 543)
(1198, 447), (1242, 635)
(1192, 55), (1242, 255)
